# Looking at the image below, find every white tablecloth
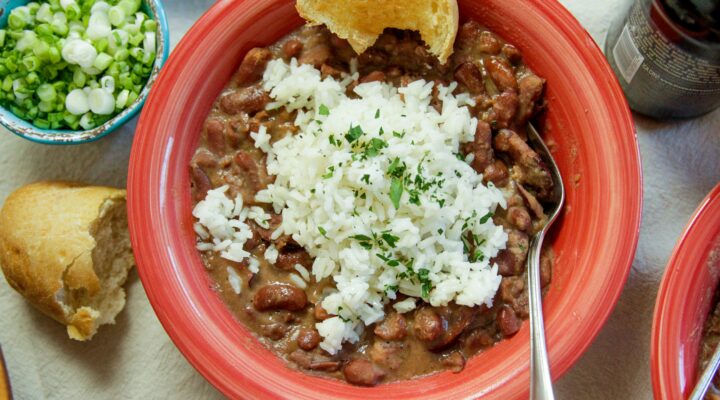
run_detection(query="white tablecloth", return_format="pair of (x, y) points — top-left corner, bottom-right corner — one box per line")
(1, 1), (718, 398)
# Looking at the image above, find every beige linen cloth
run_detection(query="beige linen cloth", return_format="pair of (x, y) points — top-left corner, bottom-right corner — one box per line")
(0, 0), (718, 398)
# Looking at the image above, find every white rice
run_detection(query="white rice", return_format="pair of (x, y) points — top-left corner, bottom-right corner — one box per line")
(192, 185), (259, 277)
(254, 58), (508, 354)
(192, 58), (510, 355)
(226, 267), (242, 295)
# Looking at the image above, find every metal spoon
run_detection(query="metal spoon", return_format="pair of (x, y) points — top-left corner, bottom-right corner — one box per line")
(526, 124), (565, 400)
(690, 343), (720, 400)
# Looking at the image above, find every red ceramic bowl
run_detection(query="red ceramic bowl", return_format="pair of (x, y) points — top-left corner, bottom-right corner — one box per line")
(127, 0), (642, 398)
(652, 184), (720, 400)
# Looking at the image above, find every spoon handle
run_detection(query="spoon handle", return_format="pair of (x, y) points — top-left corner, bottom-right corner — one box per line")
(528, 232), (555, 400)
(690, 342), (720, 400)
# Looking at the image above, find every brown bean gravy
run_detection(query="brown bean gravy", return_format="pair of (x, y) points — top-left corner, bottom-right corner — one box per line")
(189, 21), (554, 386)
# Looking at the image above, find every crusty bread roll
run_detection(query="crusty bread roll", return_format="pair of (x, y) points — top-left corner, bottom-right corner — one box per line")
(296, 0), (459, 64)
(0, 182), (135, 341)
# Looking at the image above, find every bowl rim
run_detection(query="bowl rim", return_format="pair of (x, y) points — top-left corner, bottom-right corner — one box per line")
(128, 0), (642, 398)
(0, 0), (170, 145)
(651, 184), (720, 399)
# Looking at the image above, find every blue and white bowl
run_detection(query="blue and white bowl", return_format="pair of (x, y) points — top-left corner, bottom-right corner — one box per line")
(0, 0), (169, 144)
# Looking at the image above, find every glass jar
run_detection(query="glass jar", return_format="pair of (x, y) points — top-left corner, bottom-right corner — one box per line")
(605, 0), (720, 119)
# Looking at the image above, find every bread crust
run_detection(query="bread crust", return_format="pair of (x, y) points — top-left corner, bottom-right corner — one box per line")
(0, 181), (127, 340)
(296, 0), (459, 64)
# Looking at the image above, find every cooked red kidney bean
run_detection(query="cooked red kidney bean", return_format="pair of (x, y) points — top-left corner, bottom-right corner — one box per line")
(497, 306), (522, 337)
(297, 327), (321, 351)
(455, 62), (485, 95)
(253, 284), (307, 311)
(493, 250), (517, 277)
(369, 341), (405, 370)
(373, 312), (408, 341)
(483, 159), (510, 187)
(502, 44), (523, 64)
(425, 306), (476, 351)
(500, 276), (529, 318)
(492, 91), (519, 129)
(233, 151), (271, 192)
(190, 166), (212, 200)
(442, 351), (466, 373)
(191, 149), (218, 169)
(299, 44), (331, 68)
(282, 39), (303, 59)
(484, 56), (518, 92)
(275, 249), (313, 271)
(414, 307), (442, 342)
(516, 74), (545, 126)
(205, 118), (226, 153)
(478, 31), (502, 54)
(467, 120), (494, 172)
(320, 63), (343, 79)
(289, 350), (342, 372)
(507, 206), (532, 232)
(236, 47), (272, 86)
(360, 71), (386, 83)
(220, 86), (270, 115)
(343, 359), (386, 387)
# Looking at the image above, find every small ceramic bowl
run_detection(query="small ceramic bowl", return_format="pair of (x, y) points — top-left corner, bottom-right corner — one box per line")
(652, 184), (720, 399)
(0, 0), (169, 144)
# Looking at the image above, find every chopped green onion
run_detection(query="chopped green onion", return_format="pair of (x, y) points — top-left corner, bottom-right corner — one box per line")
(88, 88), (114, 114)
(36, 83), (56, 102)
(86, 11), (111, 40)
(93, 52), (113, 70)
(115, 89), (129, 109)
(22, 55), (40, 71)
(143, 19), (157, 33)
(65, 88), (89, 115)
(108, 6), (126, 27)
(8, 7), (31, 30)
(73, 69), (86, 86)
(78, 112), (94, 129)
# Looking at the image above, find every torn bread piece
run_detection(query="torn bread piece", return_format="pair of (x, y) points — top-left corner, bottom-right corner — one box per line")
(0, 181), (134, 341)
(296, 0), (459, 63)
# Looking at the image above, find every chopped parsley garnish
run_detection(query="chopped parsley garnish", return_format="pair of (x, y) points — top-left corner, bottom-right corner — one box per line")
(319, 104), (330, 116)
(318, 226), (328, 238)
(393, 130), (406, 138)
(361, 174), (371, 184)
(418, 268), (431, 299)
(363, 138), (388, 158)
(381, 232), (400, 248)
(390, 177), (403, 210)
(471, 249), (485, 262)
(322, 165), (335, 179)
(384, 284), (399, 294)
(376, 253), (400, 267)
(345, 125), (364, 143)
(479, 211), (494, 224)
(375, 109), (380, 118)
(387, 157), (406, 177)
(351, 234), (372, 241)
